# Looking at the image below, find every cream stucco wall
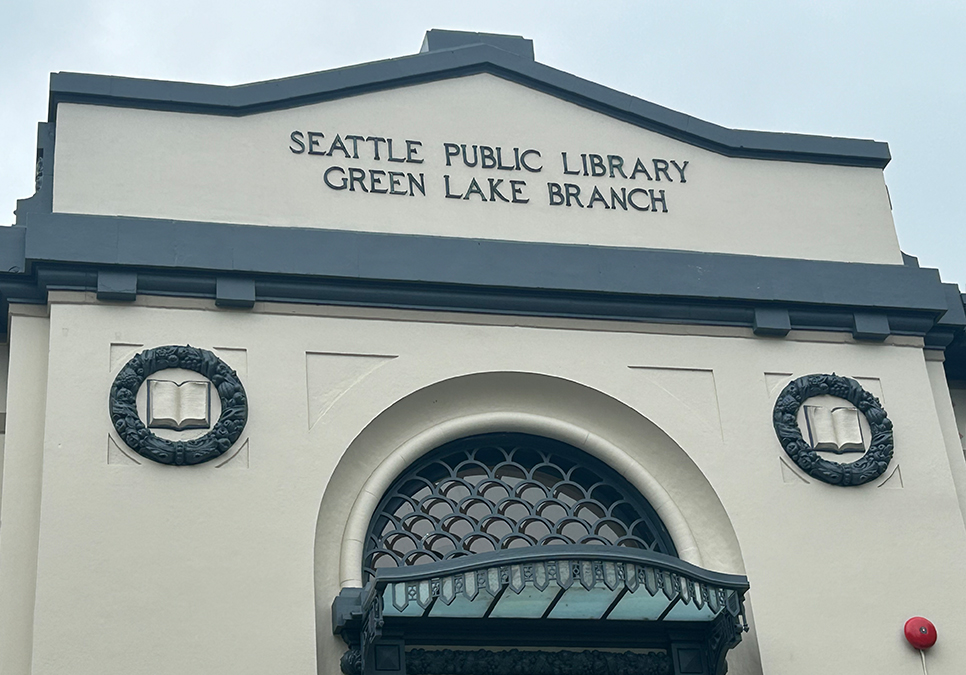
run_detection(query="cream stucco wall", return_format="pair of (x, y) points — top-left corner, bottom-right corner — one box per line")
(0, 310), (50, 675)
(946, 385), (966, 448)
(1, 295), (963, 675)
(51, 75), (902, 264)
(0, 340), (9, 512)
(927, 364), (966, 528)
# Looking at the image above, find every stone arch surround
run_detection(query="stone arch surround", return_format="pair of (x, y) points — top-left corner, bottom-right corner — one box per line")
(316, 372), (745, 586)
(314, 371), (759, 672)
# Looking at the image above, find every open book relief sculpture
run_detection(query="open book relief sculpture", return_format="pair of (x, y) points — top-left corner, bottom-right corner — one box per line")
(147, 379), (211, 431)
(803, 405), (864, 453)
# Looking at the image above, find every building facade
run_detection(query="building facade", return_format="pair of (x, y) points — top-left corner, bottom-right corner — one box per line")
(1, 29), (965, 675)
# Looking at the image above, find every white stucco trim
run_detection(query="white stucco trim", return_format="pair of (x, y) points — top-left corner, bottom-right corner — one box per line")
(339, 411), (702, 588)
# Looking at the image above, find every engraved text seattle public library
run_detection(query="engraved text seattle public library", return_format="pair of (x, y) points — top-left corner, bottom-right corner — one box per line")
(289, 131), (689, 212)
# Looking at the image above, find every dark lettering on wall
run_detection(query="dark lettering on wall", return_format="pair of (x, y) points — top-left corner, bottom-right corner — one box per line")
(671, 160), (689, 183)
(480, 146), (497, 170)
(406, 140), (424, 163)
(328, 135), (351, 159)
(588, 154), (606, 177)
(324, 166), (346, 190)
(488, 178), (509, 202)
(629, 158), (652, 181)
(291, 132), (687, 211)
(565, 183), (583, 208)
(345, 135), (364, 159)
(387, 139), (406, 163)
(370, 169), (387, 194)
(496, 147), (515, 171)
(561, 152), (580, 175)
(348, 168), (368, 192)
(464, 177), (487, 202)
(444, 175), (462, 199)
(444, 143), (460, 166)
(652, 159), (672, 182)
(610, 187), (627, 210)
(408, 173), (426, 197)
(587, 186), (608, 209)
(628, 188), (649, 211)
(308, 132), (326, 155)
(322, 165), (425, 197)
(367, 136), (386, 160)
(442, 175), (529, 206)
(462, 144), (479, 167)
(520, 150), (542, 172)
(389, 172), (406, 195)
(607, 155), (626, 179)
(548, 182), (564, 205)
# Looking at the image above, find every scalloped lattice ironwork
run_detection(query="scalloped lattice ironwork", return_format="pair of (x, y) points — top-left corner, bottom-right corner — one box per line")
(363, 433), (677, 581)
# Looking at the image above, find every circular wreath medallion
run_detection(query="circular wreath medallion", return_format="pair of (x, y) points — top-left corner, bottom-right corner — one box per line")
(773, 373), (893, 486)
(110, 345), (248, 465)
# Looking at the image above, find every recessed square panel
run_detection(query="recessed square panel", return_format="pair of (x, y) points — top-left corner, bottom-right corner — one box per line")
(675, 646), (706, 674)
(374, 644), (401, 671)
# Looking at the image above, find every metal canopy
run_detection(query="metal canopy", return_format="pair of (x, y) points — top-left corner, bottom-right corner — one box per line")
(369, 545), (746, 623)
(334, 546), (750, 675)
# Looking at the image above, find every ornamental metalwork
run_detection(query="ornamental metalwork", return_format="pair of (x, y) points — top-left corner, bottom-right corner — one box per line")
(364, 433), (677, 581)
(333, 546), (750, 675)
(409, 649), (670, 675)
(109, 345), (248, 465)
(773, 373), (893, 486)
(376, 551), (744, 620)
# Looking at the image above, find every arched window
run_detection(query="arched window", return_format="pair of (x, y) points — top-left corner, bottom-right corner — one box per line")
(336, 432), (749, 675)
(363, 432), (677, 581)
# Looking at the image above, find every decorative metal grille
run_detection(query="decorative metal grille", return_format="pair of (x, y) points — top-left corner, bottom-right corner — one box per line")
(363, 433), (677, 581)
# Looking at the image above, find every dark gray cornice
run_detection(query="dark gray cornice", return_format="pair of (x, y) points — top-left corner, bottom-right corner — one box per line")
(0, 213), (961, 346)
(46, 39), (890, 168)
(8, 212), (946, 312)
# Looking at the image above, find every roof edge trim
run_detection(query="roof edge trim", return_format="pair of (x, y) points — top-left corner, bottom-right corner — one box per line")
(48, 42), (890, 168)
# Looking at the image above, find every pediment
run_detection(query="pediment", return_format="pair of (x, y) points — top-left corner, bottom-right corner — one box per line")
(45, 38), (900, 263)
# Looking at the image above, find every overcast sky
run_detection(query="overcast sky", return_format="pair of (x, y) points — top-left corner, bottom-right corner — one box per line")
(2, 1), (964, 285)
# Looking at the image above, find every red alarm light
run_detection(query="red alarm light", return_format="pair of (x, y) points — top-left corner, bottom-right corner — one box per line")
(904, 617), (937, 650)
